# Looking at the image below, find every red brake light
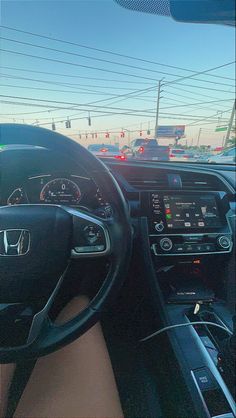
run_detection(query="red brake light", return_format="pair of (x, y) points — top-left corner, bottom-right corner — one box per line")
(114, 155), (127, 160)
(169, 153), (174, 158)
(138, 146), (144, 154)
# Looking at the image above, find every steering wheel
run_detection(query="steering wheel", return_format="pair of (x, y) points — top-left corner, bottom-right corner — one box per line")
(0, 124), (132, 363)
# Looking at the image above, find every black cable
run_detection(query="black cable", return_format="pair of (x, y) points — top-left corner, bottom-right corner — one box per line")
(1, 25), (234, 81)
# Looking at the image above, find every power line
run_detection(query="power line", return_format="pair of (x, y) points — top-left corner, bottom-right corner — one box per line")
(1, 25), (234, 81)
(1, 36), (235, 88)
(164, 86), (229, 102)
(0, 66), (153, 85)
(1, 48), (235, 93)
(1, 73), (142, 91)
(1, 99), (228, 124)
(0, 94), (158, 114)
(0, 83), (133, 97)
(187, 108), (231, 126)
(0, 100), (157, 118)
(160, 98), (233, 110)
(166, 82), (235, 94)
(0, 83), (158, 118)
(0, 48), (167, 82)
(163, 61), (235, 86)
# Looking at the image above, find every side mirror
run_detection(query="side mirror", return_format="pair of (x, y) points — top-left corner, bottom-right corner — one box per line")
(114, 0), (236, 26)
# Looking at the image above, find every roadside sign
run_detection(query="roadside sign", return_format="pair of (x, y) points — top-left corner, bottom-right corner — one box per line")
(156, 125), (185, 137)
(215, 126), (228, 132)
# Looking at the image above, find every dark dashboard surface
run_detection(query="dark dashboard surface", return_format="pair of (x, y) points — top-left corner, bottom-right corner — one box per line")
(0, 146), (235, 219)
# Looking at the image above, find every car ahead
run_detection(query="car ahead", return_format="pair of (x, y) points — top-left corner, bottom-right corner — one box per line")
(87, 144), (126, 160)
(130, 138), (169, 161)
(169, 148), (197, 162)
(208, 147), (236, 164)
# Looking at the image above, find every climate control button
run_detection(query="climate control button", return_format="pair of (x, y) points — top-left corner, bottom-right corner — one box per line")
(159, 237), (173, 252)
(217, 235), (231, 250)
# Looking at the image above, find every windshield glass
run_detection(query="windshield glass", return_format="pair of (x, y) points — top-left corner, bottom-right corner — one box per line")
(1, 1), (235, 164)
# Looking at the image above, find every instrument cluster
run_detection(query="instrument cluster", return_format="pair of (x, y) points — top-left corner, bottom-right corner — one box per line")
(6, 173), (112, 218)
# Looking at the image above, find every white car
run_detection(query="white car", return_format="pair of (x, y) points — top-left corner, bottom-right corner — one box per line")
(169, 149), (197, 162)
(208, 147), (235, 164)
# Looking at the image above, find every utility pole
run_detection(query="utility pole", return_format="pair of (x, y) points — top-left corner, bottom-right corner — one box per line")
(154, 79), (164, 139)
(225, 99), (235, 148)
(197, 128), (202, 148)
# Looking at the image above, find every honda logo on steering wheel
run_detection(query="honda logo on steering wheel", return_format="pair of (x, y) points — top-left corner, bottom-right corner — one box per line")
(0, 229), (30, 256)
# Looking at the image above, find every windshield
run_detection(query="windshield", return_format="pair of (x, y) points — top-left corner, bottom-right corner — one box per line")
(1, 1), (235, 164)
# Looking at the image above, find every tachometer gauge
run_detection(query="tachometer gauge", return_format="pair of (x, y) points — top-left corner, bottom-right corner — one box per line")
(7, 188), (27, 205)
(40, 178), (81, 205)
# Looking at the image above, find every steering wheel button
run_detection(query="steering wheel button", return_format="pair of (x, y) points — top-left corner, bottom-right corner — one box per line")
(74, 244), (105, 253)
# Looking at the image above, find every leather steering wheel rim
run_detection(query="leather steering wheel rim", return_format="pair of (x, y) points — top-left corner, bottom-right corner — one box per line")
(0, 124), (132, 363)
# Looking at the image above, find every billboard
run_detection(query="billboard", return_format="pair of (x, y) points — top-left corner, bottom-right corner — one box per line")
(156, 125), (185, 138)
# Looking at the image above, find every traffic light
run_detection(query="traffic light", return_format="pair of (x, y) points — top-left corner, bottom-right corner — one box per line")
(120, 131), (125, 138)
(139, 130), (143, 136)
(105, 132), (110, 138)
(52, 122), (56, 131)
(95, 133), (98, 139)
(65, 118), (71, 128)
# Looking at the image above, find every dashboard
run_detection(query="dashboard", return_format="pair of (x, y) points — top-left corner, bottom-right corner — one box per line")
(0, 146), (234, 259)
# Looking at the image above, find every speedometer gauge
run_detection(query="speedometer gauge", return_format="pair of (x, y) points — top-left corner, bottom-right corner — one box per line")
(40, 178), (81, 205)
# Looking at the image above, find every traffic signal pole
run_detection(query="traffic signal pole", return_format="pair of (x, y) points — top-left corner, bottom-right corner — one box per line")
(154, 80), (163, 139)
(197, 128), (202, 147)
(225, 99), (236, 148)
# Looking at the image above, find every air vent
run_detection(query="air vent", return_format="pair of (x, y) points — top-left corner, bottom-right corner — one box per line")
(181, 173), (220, 191)
(127, 174), (168, 190)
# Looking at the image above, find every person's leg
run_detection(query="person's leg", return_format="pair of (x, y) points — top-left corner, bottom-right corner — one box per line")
(14, 296), (123, 418)
(0, 364), (16, 418)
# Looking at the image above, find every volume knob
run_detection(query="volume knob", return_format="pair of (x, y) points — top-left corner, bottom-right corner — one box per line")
(155, 222), (164, 232)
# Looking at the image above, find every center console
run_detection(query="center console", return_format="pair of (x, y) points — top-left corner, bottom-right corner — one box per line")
(140, 189), (235, 417)
(141, 191), (233, 256)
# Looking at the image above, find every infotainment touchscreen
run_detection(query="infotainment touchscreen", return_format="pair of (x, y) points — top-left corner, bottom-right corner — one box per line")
(163, 194), (222, 229)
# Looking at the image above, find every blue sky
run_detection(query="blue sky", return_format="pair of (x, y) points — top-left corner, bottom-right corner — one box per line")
(1, 0), (235, 146)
